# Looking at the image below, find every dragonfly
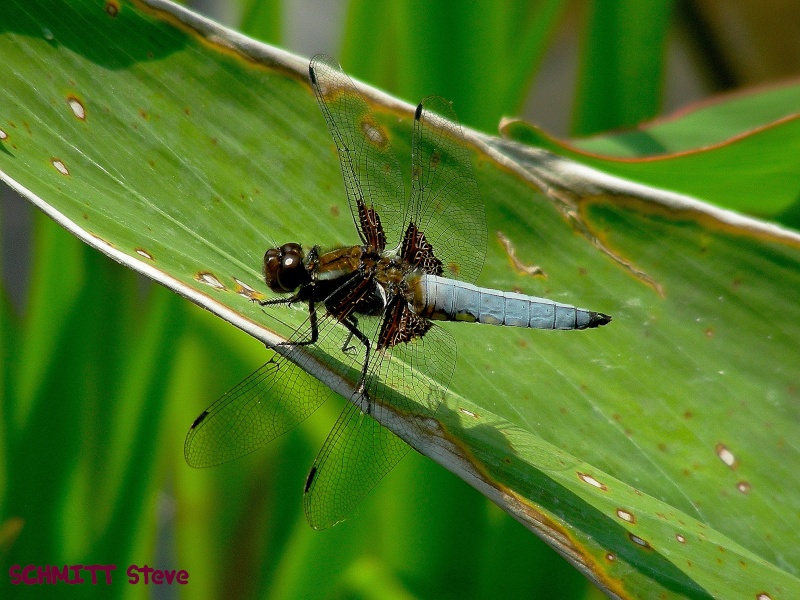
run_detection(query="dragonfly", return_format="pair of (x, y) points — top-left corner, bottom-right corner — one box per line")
(184, 55), (611, 529)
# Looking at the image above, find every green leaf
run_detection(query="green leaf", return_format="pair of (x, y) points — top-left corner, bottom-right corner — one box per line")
(342, 0), (569, 132)
(239, 0), (281, 45)
(502, 107), (800, 219)
(573, 0), (673, 135)
(574, 81), (800, 156)
(2, 212), (184, 592)
(503, 79), (800, 221)
(2, 1), (799, 598)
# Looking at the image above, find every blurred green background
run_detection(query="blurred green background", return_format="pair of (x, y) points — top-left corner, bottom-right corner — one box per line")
(2, 0), (799, 598)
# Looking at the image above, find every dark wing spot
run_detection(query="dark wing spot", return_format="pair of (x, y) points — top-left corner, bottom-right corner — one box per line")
(309, 65), (317, 84)
(378, 297), (432, 349)
(401, 222), (443, 276)
(358, 199), (386, 251)
(415, 102), (423, 120)
(304, 466), (317, 493)
(191, 410), (209, 429)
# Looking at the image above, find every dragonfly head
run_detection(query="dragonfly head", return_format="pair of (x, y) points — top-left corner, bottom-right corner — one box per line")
(263, 243), (311, 293)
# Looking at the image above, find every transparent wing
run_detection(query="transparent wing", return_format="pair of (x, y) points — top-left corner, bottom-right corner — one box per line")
(409, 96), (486, 283)
(303, 402), (408, 530)
(309, 54), (406, 250)
(184, 309), (365, 468)
(303, 323), (456, 529)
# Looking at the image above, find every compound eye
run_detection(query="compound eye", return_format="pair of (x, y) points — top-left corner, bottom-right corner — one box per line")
(263, 244), (309, 293)
(276, 249), (306, 291)
(281, 242), (303, 257)
(264, 248), (280, 269)
(263, 247), (285, 292)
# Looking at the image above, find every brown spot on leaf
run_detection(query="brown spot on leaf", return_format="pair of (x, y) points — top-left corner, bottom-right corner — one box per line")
(51, 158), (69, 175)
(67, 95), (86, 120)
(628, 533), (651, 549)
(360, 117), (388, 150)
(440, 261), (457, 278)
(616, 508), (635, 523)
(577, 473), (607, 491)
(195, 272), (226, 290)
(234, 278), (263, 301)
(497, 231), (545, 277)
(716, 443), (738, 469)
(89, 233), (114, 247)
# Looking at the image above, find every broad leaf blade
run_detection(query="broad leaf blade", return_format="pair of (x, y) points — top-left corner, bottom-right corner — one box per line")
(573, 0), (673, 136)
(502, 79), (800, 218)
(574, 80), (800, 156)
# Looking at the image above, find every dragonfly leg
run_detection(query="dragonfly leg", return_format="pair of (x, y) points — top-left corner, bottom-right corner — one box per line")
(275, 301), (319, 348)
(341, 316), (372, 413)
(256, 294), (299, 307)
(340, 316), (360, 354)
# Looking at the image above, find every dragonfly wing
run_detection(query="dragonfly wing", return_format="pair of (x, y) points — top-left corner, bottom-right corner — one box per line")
(185, 310), (356, 468)
(303, 402), (409, 530)
(408, 96), (486, 283)
(309, 55), (406, 251)
(303, 321), (457, 529)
